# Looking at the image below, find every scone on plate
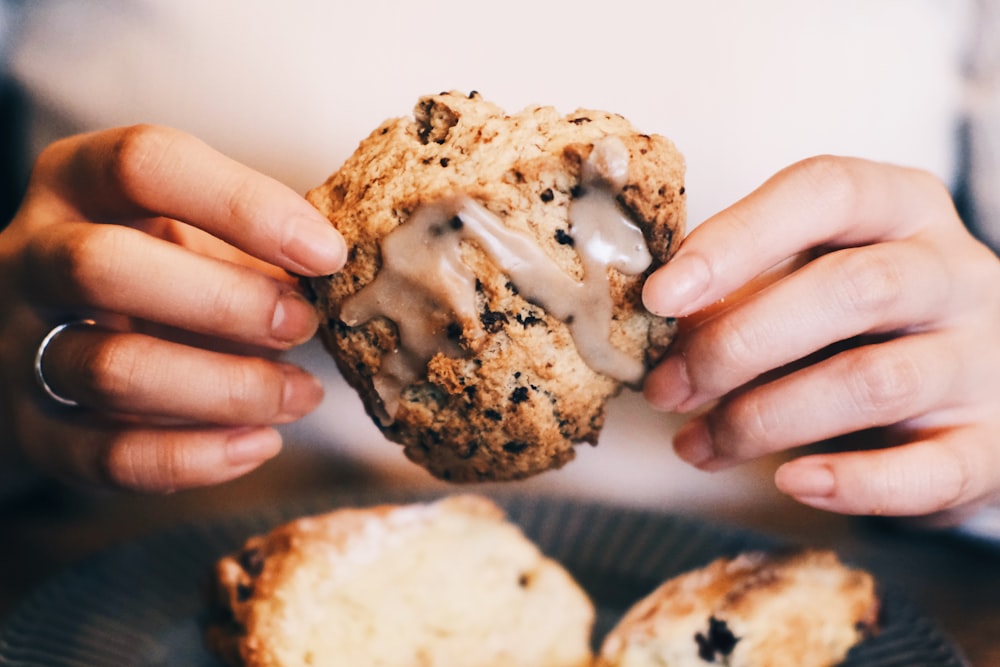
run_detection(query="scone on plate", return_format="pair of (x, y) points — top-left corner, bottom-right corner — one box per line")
(596, 549), (880, 667)
(205, 495), (595, 667)
(306, 91), (686, 482)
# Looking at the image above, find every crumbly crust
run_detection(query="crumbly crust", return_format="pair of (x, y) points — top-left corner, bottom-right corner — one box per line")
(205, 496), (595, 667)
(596, 549), (880, 667)
(306, 91), (685, 482)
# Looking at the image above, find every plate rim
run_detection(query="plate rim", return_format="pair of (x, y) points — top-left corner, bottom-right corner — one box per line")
(0, 489), (972, 667)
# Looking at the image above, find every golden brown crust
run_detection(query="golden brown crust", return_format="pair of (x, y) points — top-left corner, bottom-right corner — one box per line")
(596, 549), (880, 667)
(205, 496), (595, 667)
(307, 91), (686, 482)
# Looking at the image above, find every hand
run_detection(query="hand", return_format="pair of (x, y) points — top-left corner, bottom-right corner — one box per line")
(0, 125), (346, 493)
(642, 156), (1000, 520)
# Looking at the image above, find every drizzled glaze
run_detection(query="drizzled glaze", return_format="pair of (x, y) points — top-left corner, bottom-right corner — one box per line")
(340, 136), (652, 424)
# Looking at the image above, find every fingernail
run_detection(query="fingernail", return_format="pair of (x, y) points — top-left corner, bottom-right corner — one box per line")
(285, 213), (348, 276)
(673, 418), (715, 468)
(643, 253), (711, 317)
(272, 292), (320, 345)
(643, 355), (693, 412)
(225, 428), (282, 465)
(277, 367), (324, 421)
(775, 461), (836, 498)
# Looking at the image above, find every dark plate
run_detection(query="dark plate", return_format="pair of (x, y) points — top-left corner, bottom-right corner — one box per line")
(0, 491), (969, 666)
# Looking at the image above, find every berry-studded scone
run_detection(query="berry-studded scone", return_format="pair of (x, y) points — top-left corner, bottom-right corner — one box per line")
(595, 549), (880, 667)
(306, 91), (686, 482)
(205, 495), (595, 667)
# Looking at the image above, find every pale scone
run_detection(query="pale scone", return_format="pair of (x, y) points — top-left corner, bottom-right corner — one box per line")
(306, 91), (686, 482)
(596, 549), (880, 667)
(205, 495), (595, 667)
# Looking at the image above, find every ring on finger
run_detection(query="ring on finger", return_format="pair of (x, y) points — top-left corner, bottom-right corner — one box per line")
(34, 319), (98, 407)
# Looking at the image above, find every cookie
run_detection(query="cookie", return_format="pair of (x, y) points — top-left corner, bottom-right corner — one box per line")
(205, 495), (595, 667)
(595, 549), (880, 667)
(306, 91), (685, 482)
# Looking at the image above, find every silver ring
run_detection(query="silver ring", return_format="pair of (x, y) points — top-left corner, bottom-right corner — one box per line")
(34, 319), (97, 407)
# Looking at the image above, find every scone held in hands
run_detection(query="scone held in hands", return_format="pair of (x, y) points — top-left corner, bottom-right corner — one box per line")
(307, 91), (686, 482)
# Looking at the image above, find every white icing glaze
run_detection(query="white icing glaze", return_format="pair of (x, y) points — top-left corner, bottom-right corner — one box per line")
(340, 136), (651, 424)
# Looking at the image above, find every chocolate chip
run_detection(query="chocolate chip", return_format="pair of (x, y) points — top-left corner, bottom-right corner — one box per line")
(503, 441), (529, 453)
(679, 186), (686, 195)
(484, 408), (502, 422)
(440, 157), (450, 167)
(569, 116), (592, 124)
(570, 185), (585, 199)
(238, 547), (264, 577)
(540, 188), (554, 203)
(554, 229), (575, 246)
(480, 310), (509, 333)
(694, 616), (740, 662)
(446, 322), (463, 340)
(516, 312), (544, 327)
(510, 387), (529, 404)
(449, 216), (463, 230)
(236, 583), (254, 602)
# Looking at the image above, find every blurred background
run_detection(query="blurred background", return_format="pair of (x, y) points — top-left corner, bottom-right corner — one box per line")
(1, 2), (1000, 661)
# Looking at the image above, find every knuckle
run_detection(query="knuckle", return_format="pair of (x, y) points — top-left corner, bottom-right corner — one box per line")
(107, 124), (176, 205)
(221, 359), (283, 418)
(700, 315), (763, 381)
(100, 432), (187, 494)
(52, 225), (130, 303)
(707, 391), (787, 461)
(81, 335), (143, 404)
(98, 433), (147, 491)
(202, 276), (249, 323)
(930, 442), (974, 509)
(222, 172), (263, 223)
(854, 442), (970, 515)
(846, 347), (923, 419)
(795, 155), (864, 218)
(719, 391), (783, 451)
(830, 249), (906, 317)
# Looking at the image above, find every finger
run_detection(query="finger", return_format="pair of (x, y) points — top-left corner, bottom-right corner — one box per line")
(41, 326), (324, 425)
(773, 428), (1000, 516)
(643, 156), (955, 317)
(25, 417), (283, 493)
(23, 221), (319, 348)
(30, 124), (346, 276)
(670, 331), (979, 469)
(644, 239), (952, 412)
